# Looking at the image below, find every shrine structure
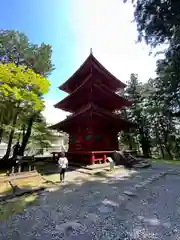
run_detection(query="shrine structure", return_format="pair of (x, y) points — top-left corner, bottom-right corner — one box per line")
(51, 52), (134, 165)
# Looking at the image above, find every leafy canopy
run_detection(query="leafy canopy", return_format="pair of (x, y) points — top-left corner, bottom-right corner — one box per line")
(0, 30), (54, 77)
(124, 0), (180, 47)
(0, 63), (50, 111)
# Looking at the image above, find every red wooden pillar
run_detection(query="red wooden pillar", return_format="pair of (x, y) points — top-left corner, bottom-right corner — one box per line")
(103, 154), (107, 163)
(91, 153), (95, 164)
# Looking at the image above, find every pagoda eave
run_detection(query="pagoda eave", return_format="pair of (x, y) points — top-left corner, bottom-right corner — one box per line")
(55, 79), (131, 113)
(50, 103), (135, 133)
(50, 117), (134, 133)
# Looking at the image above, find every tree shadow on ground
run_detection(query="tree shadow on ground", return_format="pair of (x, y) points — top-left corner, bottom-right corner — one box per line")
(25, 161), (87, 177)
(0, 165), (173, 239)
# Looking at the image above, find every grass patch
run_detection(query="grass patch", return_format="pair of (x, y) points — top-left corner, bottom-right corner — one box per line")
(0, 193), (38, 221)
(0, 182), (12, 195)
(152, 159), (180, 165)
(0, 162), (59, 195)
(0, 174), (57, 196)
(0, 172), (7, 177)
(13, 176), (45, 189)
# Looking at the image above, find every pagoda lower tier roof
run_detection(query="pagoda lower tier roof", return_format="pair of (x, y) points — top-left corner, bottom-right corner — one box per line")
(59, 53), (126, 94)
(50, 103), (135, 133)
(55, 75), (131, 113)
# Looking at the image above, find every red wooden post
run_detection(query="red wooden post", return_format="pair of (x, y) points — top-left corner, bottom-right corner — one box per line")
(91, 153), (95, 164)
(103, 154), (107, 163)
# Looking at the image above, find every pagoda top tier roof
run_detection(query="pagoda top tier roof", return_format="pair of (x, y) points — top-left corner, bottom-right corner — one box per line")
(59, 53), (126, 94)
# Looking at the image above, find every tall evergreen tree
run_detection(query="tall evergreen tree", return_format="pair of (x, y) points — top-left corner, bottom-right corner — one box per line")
(121, 74), (151, 157)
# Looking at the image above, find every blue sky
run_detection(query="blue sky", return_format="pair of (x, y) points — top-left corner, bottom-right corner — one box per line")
(0, 0), (74, 101)
(0, 0), (159, 124)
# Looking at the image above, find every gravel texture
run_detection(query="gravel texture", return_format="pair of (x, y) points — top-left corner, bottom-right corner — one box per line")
(0, 163), (180, 239)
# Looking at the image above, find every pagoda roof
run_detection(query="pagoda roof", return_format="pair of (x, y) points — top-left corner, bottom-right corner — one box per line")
(59, 53), (126, 94)
(50, 103), (135, 133)
(55, 74), (131, 112)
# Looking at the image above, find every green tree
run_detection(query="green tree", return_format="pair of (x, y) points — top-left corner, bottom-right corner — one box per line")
(27, 115), (59, 154)
(0, 63), (50, 160)
(124, 0), (180, 117)
(144, 78), (173, 159)
(0, 30), (54, 155)
(121, 74), (151, 157)
(13, 114), (59, 156)
(123, 0), (180, 159)
(123, 0), (180, 47)
(0, 30), (54, 75)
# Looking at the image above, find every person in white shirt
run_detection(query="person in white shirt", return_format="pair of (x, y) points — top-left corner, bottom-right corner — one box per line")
(58, 152), (68, 183)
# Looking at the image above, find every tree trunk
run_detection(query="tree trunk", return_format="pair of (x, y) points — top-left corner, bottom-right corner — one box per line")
(123, 110), (133, 150)
(19, 116), (34, 156)
(0, 128), (3, 143)
(3, 109), (19, 160)
(165, 144), (173, 159)
(138, 126), (151, 158)
(160, 145), (165, 159)
(128, 134), (133, 150)
(141, 141), (150, 158)
(159, 120), (173, 159)
(155, 124), (165, 159)
(135, 135), (141, 154)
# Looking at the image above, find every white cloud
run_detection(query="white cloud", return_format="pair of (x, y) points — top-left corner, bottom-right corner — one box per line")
(43, 99), (70, 125)
(70, 0), (159, 83)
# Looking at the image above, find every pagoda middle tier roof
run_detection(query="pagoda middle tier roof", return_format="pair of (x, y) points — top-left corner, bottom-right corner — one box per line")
(55, 74), (131, 112)
(59, 53), (126, 94)
(50, 103), (135, 133)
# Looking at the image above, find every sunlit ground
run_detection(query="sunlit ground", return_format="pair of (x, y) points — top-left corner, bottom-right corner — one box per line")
(0, 194), (38, 221)
(0, 182), (12, 195)
(0, 174), (60, 194)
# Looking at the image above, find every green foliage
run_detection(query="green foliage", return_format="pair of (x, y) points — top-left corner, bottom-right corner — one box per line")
(0, 30), (54, 76)
(120, 0), (180, 159)
(0, 30), (54, 157)
(124, 0), (180, 117)
(120, 72), (180, 159)
(0, 63), (50, 111)
(0, 30), (30, 65)
(28, 115), (59, 150)
(121, 74), (151, 157)
(123, 0), (180, 47)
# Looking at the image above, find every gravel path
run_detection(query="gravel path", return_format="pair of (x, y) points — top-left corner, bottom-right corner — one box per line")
(116, 173), (180, 239)
(0, 163), (180, 240)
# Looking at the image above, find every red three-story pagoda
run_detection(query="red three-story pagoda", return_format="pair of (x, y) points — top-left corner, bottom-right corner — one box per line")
(51, 52), (134, 165)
